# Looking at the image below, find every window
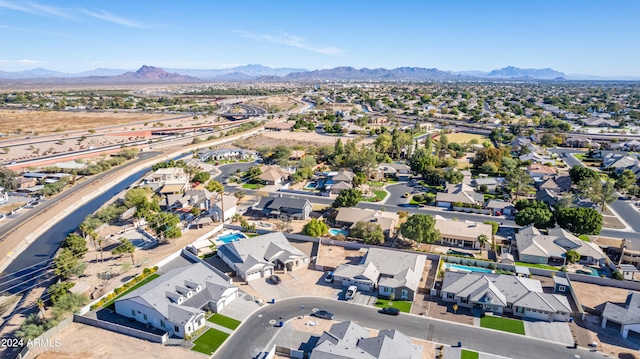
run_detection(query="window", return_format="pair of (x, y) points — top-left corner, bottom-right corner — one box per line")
(446, 293), (455, 299)
(131, 310), (135, 316)
(558, 285), (566, 292)
(143, 314), (147, 320)
(174, 326), (180, 333)
(461, 297), (468, 304)
(160, 320), (165, 328)
(516, 307), (524, 313)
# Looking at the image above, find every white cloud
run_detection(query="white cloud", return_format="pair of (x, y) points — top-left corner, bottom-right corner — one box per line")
(235, 30), (344, 55)
(82, 9), (146, 28)
(0, 0), (74, 19)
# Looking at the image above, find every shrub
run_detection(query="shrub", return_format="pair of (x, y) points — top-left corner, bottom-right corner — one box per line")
(143, 268), (152, 275)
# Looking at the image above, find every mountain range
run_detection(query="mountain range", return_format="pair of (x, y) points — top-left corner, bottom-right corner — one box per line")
(0, 65), (636, 82)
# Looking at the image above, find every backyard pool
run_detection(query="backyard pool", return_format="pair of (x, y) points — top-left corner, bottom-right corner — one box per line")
(576, 266), (608, 277)
(217, 232), (247, 244)
(304, 182), (318, 190)
(329, 228), (349, 237)
(443, 263), (493, 274)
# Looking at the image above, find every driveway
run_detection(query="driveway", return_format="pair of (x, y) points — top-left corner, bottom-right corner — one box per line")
(384, 183), (414, 206)
(523, 320), (574, 345)
(220, 291), (261, 321)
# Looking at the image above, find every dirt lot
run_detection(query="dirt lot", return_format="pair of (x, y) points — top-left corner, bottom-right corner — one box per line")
(248, 96), (300, 112)
(572, 281), (637, 309)
(30, 323), (201, 359)
(444, 133), (489, 144)
(237, 131), (373, 149)
(0, 110), (174, 135)
(316, 243), (365, 270)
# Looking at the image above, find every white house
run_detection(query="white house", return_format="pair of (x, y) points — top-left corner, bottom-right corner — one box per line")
(114, 262), (238, 338)
(602, 292), (640, 338)
(217, 232), (309, 281)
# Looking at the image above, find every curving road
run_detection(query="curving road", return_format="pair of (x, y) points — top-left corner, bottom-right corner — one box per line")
(214, 297), (607, 359)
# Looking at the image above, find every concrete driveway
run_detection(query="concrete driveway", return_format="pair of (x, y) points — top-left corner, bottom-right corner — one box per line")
(248, 276), (298, 300)
(384, 183), (414, 206)
(523, 319), (574, 345)
(220, 291), (261, 321)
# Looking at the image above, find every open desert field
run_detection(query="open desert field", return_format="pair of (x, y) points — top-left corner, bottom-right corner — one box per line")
(444, 132), (489, 144)
(237, 131), (373, 149)
(0, 110), (174, 136)
(248, 96), (300, 112)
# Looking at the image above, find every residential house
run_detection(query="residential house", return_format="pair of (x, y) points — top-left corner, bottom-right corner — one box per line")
(485, 200), (516, 216)
(581, 117), (619, 127)
(309, 321), (422, 359)
(565, 135), (600, 149)
(327, 170), (355, 195)
(289, 150), (306, 160)
(434, 216), (493, 249)
(258, 165), (290, 185)
(377, 163), (412, 181)
(254, 196), (312, 220)
(141, 167), (189, 193)
(197, 147), (255, 162)
(333, 248), (426, 300)
(602, 292), (640, 338)
(539, 176), (571, 193)
(211, 195), (237, 223)
(17, 177), (37, 190)
(619, 239), (640, 269)
(441, 271), (571, 322)
(515, 225), (606, 266)
(435, 183), (484, 208)
(114, 262), (238, 338)
(603, 153), (639, 171)
(470, 175), (500, 192)
(217, 232), (309, 281)
(166, 189), (214, 212)
(536, 188), (559, 207)
(615, 140), (640, 152)
(527, 164), (557, 178)
(335, 208), (399, 239)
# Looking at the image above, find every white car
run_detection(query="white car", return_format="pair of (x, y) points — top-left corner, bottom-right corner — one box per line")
(345, 285), (358, 300)
(324, 271), (334, 283)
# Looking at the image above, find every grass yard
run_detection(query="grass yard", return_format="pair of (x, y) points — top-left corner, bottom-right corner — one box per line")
(444, 133), (489, 144)
(207, 313), (241, 330)
(514, 261), (558, 270)
(242, 182), (262, 189)
(363, 190), (387, 202)
(573, 153), (587, 161)
(374, 300), (412, 313)
(578, 235), (591, 242)
(461, 350), (479, 359)
(480, 316), (525, 335)
(104, 274), (160, 310)
(191, 328), (230, 355)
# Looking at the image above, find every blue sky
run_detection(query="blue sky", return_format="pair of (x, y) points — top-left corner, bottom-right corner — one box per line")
(0, 0), (639, 76)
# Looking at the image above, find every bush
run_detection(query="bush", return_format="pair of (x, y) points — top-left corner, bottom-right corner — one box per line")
(143, 268), (152, 275)
(612, 270), (625, 280)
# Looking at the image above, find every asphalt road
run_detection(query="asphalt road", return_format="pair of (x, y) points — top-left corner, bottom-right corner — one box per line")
(214, 297), (607, 359)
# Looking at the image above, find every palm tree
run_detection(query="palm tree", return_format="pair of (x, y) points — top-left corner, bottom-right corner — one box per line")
(36, 299), (45, 320)
(477, 234), (489, 254)
(231, 213), (242, 223)
(97, 238), (104, 263)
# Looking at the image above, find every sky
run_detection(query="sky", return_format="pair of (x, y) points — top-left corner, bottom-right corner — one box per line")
(0, 0), (639, 76)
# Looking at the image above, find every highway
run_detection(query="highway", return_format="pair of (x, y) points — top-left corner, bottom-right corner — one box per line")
(214, 297), (607, 359)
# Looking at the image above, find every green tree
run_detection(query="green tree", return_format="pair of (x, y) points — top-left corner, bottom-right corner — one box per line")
(481, 162), (498, 174)
(374, 132), (393, 155)
(53, 248), (80, 279)
(332, 189), (363, 208)
(192, 171), (211, 183)
(302, 218), (329, 237)
(247, 165), (262, 180)
(505, 167), (534, 200)
(61, 233), (88, 258)
(400, 214), (440, 243)
(483, 220), (499, 236)
(112, 238), (136, 265)
(47, 282), (74, 305)
(616, 169), (637, 192)
(515, 206), (554, 228)
(272, 145), (292, 166)
(148, 212), (182, 241)
(569, 165), (598, 184)
(579, 178), (617, 211)
(350, 221), (385, 244)
(206, 179), (224, 193)
(51, 293), (89, 320)
(37, 299), (45, 320)
(477, 234), (489, 253)
(555, 207), (603, 235)
(565, 249), (580, 264)
(352, 172), (367, 187)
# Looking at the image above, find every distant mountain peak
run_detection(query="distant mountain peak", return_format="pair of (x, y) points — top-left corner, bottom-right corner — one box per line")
(118, 65), (197, 81)
(487, 66), (566, 79)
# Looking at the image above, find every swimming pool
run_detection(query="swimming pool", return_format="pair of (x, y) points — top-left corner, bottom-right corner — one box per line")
(443, 263), (493, 274)
(304, 182), (318, 190)
(217, 232), (247, 244)
(329, 228), (349, 237)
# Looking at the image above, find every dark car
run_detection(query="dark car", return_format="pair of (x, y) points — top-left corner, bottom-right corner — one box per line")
(314, 310), (334, 320)
(269, 275), (281, 284)
(378, 307), (400, 316)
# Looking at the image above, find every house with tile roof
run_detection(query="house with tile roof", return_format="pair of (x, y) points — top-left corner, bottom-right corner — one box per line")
(441, 271), (571, 321)
(309, 321), (422, 359)
(434, 216), (493, 249)
(435, 183), (484, 208)
(335, 208), (399, 238)
(114, 262), (237, 338)
(515, 225), (606, 266)
(217, 232), (309, 281)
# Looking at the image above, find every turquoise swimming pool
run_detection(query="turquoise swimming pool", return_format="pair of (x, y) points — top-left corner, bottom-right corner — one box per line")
(217, 232), (246, 244)
(443, 263), (493, 273)
(329, 228), (348, 237)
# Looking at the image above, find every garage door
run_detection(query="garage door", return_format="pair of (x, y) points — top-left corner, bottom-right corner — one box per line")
(245, 271), (262, 281)
(525, 309), (550, 321)
(263, 269), (272, 277)
(219, 291), (238, 311)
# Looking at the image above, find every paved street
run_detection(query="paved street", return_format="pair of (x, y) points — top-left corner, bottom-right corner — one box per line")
(214, 297), (608, 359)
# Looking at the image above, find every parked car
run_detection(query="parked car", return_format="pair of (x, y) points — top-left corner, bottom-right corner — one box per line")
(378, 307), (400, 316)
(269, 275), (281, 285)
(324, 271), (334, 283)
(314, 310), (334, 320)
(345, 285), (357, 300)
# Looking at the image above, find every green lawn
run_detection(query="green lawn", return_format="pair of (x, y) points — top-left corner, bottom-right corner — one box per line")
(191, 328), (230, 355)
(578, 235), (591, 242)
(104, 274), (160, 310)
(483, 193), (496, 200)
(374, 299), (412, 313)
(574, 153), (586, 161)
(480, 316), (525, 335)
(461, 350), (479, 359)
(363, 190), (387, 202)
(242, 182), (262, 189)
(207, 313), (241, 330)
(514, 262), (559, 271)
